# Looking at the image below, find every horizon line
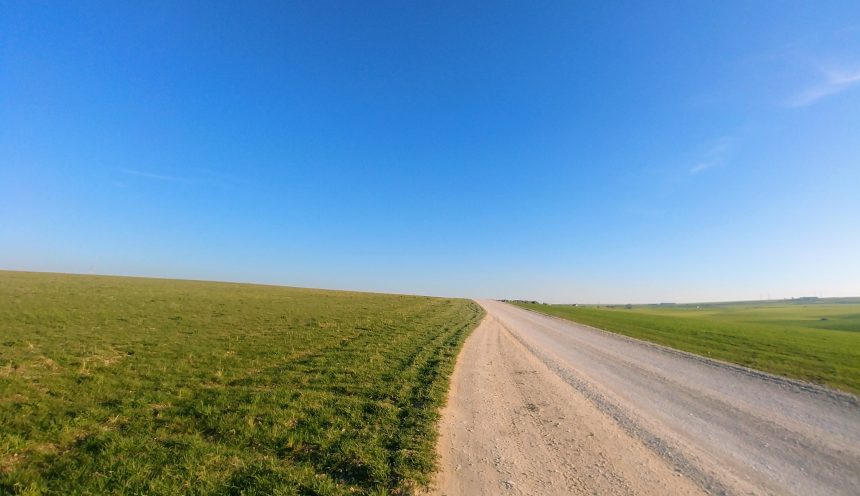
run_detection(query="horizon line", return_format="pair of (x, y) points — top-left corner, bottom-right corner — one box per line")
(2, 268), (856, 308)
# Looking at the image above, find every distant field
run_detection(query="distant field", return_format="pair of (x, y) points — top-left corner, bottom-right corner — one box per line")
(513, 299), (860, 395)
(0, 271), (483, 495)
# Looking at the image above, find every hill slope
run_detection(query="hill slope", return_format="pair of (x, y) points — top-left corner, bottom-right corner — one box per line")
(0, 271), (483, 495)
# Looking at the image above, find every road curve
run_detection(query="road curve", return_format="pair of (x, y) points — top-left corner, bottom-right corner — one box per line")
(432, 300), (860, 496)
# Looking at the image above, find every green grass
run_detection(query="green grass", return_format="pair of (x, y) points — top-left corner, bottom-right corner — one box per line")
(0, 271), (483, 495)
(513, 299), (860, 395)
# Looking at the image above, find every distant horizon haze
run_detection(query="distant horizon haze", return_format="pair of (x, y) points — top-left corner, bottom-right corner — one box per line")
(0, 269), (855, 307)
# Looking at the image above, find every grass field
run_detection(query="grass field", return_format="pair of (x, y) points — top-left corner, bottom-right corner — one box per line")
(513, 299), (860, 395)
(0, 271), (483, 495)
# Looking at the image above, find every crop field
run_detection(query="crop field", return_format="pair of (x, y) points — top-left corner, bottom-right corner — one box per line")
(0, 271), (483, 495)
(514, 299), (860, 395)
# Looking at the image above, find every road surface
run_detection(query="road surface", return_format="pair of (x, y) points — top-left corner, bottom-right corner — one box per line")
(432, 300), (860, 495)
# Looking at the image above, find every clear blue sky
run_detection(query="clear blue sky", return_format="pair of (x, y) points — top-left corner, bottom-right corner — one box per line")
(2, 1), (859, 303)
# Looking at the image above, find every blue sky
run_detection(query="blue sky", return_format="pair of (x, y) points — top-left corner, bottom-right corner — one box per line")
(2, 1), (859, 303)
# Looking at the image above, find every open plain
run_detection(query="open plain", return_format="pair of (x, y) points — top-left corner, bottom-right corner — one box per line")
(0, 271), (483, 495)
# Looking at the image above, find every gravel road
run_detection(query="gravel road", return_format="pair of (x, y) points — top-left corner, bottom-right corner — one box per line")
(431, 300), (860, 495)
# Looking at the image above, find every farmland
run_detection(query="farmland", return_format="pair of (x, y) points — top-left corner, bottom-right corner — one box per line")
(513, 299), (860, 395)
(0, 271), (483, 495)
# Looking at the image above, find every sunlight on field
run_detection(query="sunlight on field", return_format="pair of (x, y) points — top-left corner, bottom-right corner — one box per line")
(0, 271), (483, 495)
(515, 300), (860, 395)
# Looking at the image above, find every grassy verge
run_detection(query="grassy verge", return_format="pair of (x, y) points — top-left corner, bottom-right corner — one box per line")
(0, 271), (483, 495)
(513, 300), (860, 395)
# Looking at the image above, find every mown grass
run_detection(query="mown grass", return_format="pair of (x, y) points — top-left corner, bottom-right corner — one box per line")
(0, 271), (483, 495)
(513, 299), (860, 395)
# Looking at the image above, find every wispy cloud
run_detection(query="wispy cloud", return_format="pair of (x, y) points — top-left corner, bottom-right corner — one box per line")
(787, 67), (860, 107)
(689, 160), (719, 175)
(119, 168), (193, 183)
(690, 137), (733, 175)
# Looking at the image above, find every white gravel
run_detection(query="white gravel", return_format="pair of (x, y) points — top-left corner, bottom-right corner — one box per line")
(431, 300), (860, 495)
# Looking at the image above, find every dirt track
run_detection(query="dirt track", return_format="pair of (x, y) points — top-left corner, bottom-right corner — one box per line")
(431, 300), (860, 496)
